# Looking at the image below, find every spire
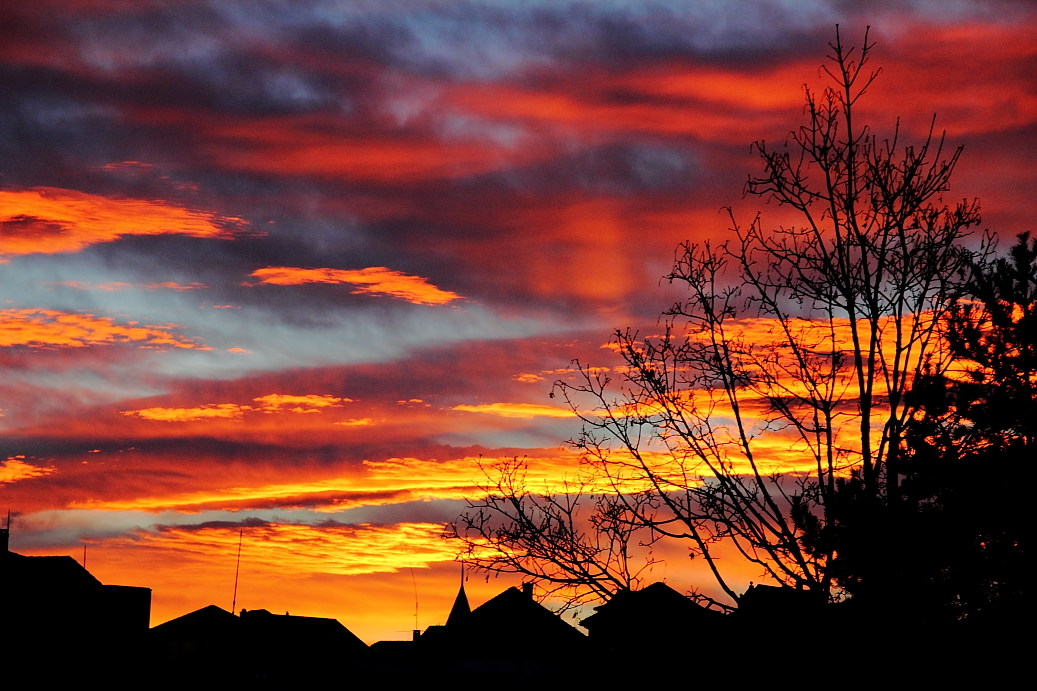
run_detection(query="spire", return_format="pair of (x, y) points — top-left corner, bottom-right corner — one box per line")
(445, 563), (470, 628)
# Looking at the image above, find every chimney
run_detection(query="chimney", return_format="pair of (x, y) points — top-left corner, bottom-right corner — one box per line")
(522, 582), (533, 599)
(0, 511), (9, 553)
(412, 629), (421, 642)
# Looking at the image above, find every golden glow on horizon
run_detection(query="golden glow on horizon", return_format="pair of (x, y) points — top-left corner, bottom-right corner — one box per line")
(0, 187), (243, 258)
(107, 521), (471, 576)
(28, 538), (527, 640)
(250, 266), (461, 305)
(0, 308), (202, 349)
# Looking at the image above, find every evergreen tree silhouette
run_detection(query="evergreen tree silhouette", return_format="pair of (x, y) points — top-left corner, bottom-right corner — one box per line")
(813, 233), (1032, 623)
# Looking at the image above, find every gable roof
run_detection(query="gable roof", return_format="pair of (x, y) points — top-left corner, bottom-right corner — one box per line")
(0, 552), (102, 590)
(240, 608), (367, 653)
(581, 582), (725, 641)
(463, 586), (585, 651)
(152, 605), (368, 657)
(151, 604), (240, 640)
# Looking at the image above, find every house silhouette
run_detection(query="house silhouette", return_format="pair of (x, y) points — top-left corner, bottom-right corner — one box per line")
(581, 581), (726, 651)
(150, 603), (368, 683)
(0, 518), (152, 681)
(736, 582), (827, 619)
(364, 579), (586, 680)
(0, 519), (152, 636)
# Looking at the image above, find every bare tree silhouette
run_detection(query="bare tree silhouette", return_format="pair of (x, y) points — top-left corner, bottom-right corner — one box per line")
(448, 457), (659, 611)
(453, 27), (989, 608)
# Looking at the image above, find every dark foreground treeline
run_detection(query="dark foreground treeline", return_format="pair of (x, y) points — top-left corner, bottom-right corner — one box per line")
(3, 578), (1025, 687)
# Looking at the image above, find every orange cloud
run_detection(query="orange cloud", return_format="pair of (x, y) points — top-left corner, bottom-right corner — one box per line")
(334, 418), (375, 427)
(441, 61), (808, 146)
(100, 161), (154, 172)
(581, 314), (944, 481)
(108, 522), (463, 577)
(174, 110), (552, 183)
(440, 27), (1035, 146)
(0, 187), (244, 258)
(862, 23), (1037, 138)
(121, 404), (249, 422)
(67, 454), (590, 514)
(449, 196), (681, 302)
(513, 373), (545, 383)
(0, 457), (53, 484)
(451, 402), (577, 419)
(252, 394), (347, 412)
(250, 266), (460, 306)
(141, 282), (208, 291)
(0, 308), (202, 349)
(119, 394), (350, 423)
(362, 456), (586, 494)
(49, 281), (134, 291)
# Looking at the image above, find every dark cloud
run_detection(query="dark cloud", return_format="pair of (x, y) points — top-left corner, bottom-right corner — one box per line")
(6, 0), (1025, 325)
(156, 517), (273, 532)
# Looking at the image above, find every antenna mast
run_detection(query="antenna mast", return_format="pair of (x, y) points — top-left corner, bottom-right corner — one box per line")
(410, 567), (419, 632)
(231, 529), (243, 614)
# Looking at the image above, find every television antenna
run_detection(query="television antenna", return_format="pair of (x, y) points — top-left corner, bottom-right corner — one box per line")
(231, 529), (243, 614)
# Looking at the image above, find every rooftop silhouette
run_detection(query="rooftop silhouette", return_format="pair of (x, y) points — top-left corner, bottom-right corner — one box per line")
(1, 519), (153, 682)
(4, 510), (1022, 686)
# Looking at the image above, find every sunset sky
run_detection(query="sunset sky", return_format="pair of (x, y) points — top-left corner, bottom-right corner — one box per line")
(1, 1), (1035, 642)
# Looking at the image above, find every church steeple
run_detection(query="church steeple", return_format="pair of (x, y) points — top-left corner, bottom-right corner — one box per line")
(445, 563), (470, 627)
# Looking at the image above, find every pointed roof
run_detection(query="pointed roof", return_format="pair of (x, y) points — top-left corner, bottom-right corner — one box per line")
(420, 585), (585, 658)
(465, 586), (586, 649)
(240, 608), (368, 654)
(0, 552), (102, 590)
(445, 569), (471, 627)
(580, 582), (726, 647)
(150, 604), (241, 641)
